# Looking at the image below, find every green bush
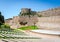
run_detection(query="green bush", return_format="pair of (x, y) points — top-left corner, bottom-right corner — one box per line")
(5, 24), (10, 28)
(0, 24), (12, 31)
(1, 25), (5, 28)
(1, 24), (10, 28)
(38, 14), (42, 17)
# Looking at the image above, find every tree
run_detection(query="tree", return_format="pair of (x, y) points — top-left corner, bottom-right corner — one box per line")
(32, 15), (38, 28)
(0, 12), (5, 25)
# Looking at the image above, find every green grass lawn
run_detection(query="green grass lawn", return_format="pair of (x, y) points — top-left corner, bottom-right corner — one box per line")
(18, 26), (38, 30)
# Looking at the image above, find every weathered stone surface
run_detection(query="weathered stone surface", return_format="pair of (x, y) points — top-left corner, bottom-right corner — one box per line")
(36, 16), (60, 31)
(5, 15), (38, 29)
(21, 8), (31, 14)
(37, 7), (60, 17)
(5, 8), (60, 29)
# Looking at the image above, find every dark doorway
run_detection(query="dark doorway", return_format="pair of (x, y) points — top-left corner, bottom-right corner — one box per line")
(20, 22), (27, 25)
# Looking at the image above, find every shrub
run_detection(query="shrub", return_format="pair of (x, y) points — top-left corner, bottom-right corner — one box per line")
(4, 24), (10, 28)
(1, 24), (10, 28)
(1, 25), (5, 28)
(0, 24), (12, 31)
(38, 14), (42, 17)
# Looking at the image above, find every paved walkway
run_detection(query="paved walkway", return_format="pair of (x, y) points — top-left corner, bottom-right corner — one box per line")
(23, 30), (60, 39)
(31, 30), (60, 35)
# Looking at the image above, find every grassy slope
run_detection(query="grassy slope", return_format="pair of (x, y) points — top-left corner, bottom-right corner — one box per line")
(18, 26), (38, 30)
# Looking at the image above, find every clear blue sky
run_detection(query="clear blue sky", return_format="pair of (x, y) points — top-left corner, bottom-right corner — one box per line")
(0, 0), (60, 19)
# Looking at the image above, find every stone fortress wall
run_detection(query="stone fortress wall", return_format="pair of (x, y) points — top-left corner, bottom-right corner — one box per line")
(36, 7), (60, 30)
(37, 7), (60, 17)
(36, 16), (60, 30)
(5, 7), (60, 29)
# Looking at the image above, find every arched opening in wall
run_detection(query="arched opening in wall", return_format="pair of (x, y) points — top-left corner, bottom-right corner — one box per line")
(20, 22), (27, 25)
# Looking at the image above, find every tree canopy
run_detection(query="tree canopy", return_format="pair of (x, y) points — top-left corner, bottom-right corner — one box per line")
(0, 12), (5, 25)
